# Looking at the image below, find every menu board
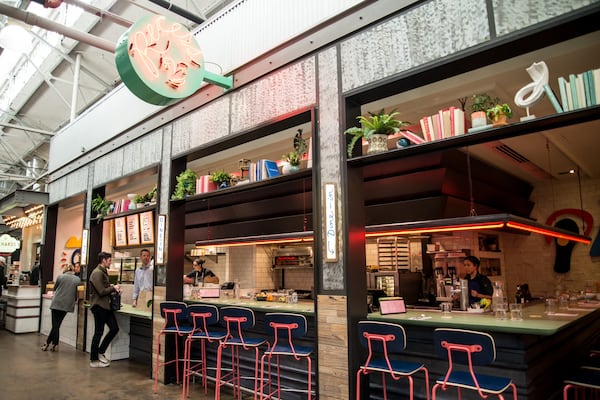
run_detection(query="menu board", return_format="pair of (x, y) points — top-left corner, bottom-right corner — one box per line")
(126, 214), (140, 246)
(114, 217), (127, 247)
(140, 211), (154, 245)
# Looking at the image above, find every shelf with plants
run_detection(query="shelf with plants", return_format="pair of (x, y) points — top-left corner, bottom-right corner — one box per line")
(347, 105), (600, 167)
(171, 109), (316, 244)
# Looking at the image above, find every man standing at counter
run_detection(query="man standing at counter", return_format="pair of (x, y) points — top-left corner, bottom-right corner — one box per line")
(463, 256), (493, 305)
(132, 249), (153, 308)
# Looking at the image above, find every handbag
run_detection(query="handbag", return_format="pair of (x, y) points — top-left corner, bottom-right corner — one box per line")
(109, 291), (121, 310)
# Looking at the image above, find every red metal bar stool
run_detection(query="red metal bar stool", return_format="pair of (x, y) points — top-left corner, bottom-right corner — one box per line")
(356, 321), (430, 400)
(259, 313), (314, 400)
(563, 367), (600, 400)
(181, 304), (226, 399)
(432, 328), (518, 400)
(215, 306), (269, 400)
(153, 301), (193, 393)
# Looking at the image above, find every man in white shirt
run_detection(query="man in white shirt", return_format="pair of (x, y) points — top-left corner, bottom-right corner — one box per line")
(132, 249), (153, 307)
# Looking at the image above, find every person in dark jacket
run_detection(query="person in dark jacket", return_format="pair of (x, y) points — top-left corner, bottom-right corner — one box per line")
(41, 264), (81, 352)
(463, 255), (493, 306)
(29, 262), (40, 286)
(89, 252), (120, 368)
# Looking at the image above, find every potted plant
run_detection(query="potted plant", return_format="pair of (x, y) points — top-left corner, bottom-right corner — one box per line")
(143, 185), (157, 204)
(171, 169), (197, 200)
(486, 103), (513, 127)
(210, 170), (233, 189)
(281, 129), (307, 174)
(470, 93), (498, 128)
(344, 109), (409, 157)
(133, 194), (145, 208)
(91, 194), (113, 222)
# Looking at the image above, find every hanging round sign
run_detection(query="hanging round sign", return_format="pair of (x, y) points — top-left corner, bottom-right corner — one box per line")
(115, 15), (206, 106)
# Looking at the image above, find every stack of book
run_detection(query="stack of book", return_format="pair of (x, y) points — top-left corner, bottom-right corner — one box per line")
(419, 107), (466, 142)
(556, 68), (599, 112)
(196, 175), (217, 194)
(248, 159), (280, 182)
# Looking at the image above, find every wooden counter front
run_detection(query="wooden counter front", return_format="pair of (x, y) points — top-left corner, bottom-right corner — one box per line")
(365, 302), (600, 400)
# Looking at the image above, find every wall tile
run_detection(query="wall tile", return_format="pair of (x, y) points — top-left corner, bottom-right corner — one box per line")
(230, 57), (316, 133)
(341, 0), (489, 92)
(494, 0), (597, 36)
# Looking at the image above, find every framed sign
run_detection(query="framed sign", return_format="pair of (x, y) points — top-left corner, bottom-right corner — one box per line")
(156, 214), (166, 264)
(114, 218), (127, 247)
(140, 211), (154, 245)
(126, 214), (140, 246)
(81, 229), (89, 266)
(323, 183), (338, 262)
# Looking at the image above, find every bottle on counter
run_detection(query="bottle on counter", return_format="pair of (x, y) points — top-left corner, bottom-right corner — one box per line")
(515, 284), (523, 304)
(233, 280), (240, 299)
(492, 281), (507, 319)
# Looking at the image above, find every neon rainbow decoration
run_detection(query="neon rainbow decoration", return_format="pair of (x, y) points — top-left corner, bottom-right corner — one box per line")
(115, 15), (232, 106)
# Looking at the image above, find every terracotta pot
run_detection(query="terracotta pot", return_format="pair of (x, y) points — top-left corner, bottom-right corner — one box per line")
(491, 113), (508, 127)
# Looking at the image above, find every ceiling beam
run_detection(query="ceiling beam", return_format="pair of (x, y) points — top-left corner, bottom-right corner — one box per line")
(0, 122), (55, 136)
(0, 3), (116, 53)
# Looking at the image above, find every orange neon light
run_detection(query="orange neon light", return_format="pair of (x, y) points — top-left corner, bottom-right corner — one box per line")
(129, 16), (202, 89)
(365, 222), (505, 237)
(506, 221), (591, 244)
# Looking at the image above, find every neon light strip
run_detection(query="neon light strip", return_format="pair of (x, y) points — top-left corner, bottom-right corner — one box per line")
(196, 237), (314, 248)
(506, 221), (591, 244)
(365, 222), (505, 237)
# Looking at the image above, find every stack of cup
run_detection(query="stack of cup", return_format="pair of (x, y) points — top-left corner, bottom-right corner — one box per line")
(510, 303), (523, 320)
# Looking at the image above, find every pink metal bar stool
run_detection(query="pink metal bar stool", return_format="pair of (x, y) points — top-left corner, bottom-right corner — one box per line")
(181, 304), (226, 399)
(356, 321), (430, 400)
(432, 328), (517, 400)
(259, 313), (314, 400)
(563, 367), (600, 400)
(215, 306), (269, 400)
(154, 301), (193, 393)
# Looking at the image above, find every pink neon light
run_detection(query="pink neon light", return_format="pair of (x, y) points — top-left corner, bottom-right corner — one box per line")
(129, 16), (203, 89)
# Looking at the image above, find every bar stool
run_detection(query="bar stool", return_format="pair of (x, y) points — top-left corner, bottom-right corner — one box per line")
(432, 328), (517, 400)
(181, 304), (226, 399)
(356, 321), (430, 400)
(154, 301), (193, 393)
(259, 313), (314, 400)
(563, 367), (600, 399)
(215, 306), (269, 400)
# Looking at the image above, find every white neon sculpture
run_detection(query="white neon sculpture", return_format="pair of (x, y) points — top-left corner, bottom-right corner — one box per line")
(514, 61), (549, 121)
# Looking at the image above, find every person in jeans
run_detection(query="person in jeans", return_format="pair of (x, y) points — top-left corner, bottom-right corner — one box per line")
(41, 264), (81, 352)
(89, 251), (120, 368)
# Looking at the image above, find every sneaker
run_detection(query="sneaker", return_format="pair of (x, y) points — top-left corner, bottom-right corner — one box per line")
(90, 361), (109, 368)
(98, 353), (110, 364)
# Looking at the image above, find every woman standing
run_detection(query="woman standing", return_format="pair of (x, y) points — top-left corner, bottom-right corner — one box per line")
(41, 264), (81, 351)
(89, 252), (120, 368)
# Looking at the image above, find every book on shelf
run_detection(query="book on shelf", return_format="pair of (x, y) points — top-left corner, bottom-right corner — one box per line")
(555, 67), (598, 112)
(419, 107), (465, 142)
(263, 160), (280, 178)
(558, 76), (570, 111)
(543, 84), (563, 113)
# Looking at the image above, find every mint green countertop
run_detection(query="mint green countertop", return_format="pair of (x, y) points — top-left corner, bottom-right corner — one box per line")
(368, 302), (600, 335)
(186, 297), (315, 316)
(116, 303), (152, 319)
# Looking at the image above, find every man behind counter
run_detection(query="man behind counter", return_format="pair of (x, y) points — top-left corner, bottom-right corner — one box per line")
(183, 258), (219, 285)
(132, 249), (153, 307)
(463, 255), (493, 305)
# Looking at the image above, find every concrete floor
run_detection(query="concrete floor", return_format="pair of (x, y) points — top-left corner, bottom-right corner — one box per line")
(0, 329), (242, 400)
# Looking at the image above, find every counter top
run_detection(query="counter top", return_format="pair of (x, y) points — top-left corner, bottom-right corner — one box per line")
(368, 302), (600, 335)
(116, 303), (152, 319)
(186, 297), (315, 316)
